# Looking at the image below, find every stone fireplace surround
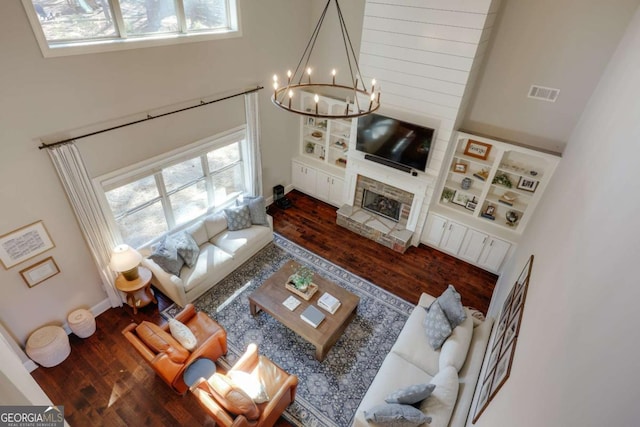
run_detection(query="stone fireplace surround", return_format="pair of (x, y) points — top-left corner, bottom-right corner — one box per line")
(337, 155), (433, 252)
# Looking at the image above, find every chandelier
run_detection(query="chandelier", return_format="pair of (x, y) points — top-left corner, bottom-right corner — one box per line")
(270, 0), (380, 119)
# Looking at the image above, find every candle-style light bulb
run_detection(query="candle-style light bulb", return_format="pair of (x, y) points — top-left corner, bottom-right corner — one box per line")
(369, 92), (375, 111)
(273, 81), (278, 99)
(332, 69), (336, 85)
(371, 78), (376, 93)
(307, 67), (312, 84)
(273, 74), (278, 83)
(288, 89), (293, 108)
(314, 94), (319, 115)
(287, 70), (292, 84)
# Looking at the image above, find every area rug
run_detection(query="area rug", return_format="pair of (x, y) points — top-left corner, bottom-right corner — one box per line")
(167, 234), (414, 426)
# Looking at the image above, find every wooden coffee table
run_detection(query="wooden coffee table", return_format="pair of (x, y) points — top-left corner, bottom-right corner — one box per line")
(249, 260), (359, 361)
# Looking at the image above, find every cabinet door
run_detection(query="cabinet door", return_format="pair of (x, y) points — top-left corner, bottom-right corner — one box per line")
(291, 161), (316, 195)
(424, 214), (448, 246)
(440, 221), (467, 254)
(478, 238), (511, 272)
(292, 161), (305, 191)
(302, 166), (317, 195)
(328, 176), (345, 207)
(458, 229), (488, 263)
(316, 171), (331, 201)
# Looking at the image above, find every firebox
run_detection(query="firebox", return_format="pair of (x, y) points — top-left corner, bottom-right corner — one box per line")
(361, 189), (401, 222)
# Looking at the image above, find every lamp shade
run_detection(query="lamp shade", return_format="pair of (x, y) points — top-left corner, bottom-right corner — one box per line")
(109, 244), (142, 280)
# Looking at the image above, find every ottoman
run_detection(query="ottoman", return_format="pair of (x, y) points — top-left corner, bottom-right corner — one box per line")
(68, 308), (96, 338)
(26, 326), (71, 368)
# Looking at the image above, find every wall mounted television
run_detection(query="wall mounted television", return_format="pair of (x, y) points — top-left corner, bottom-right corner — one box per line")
(356, 113), (434, 172)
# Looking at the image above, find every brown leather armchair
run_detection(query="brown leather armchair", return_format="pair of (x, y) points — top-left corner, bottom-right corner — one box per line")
(122, 303), (227, 394)
(191, 343), (298, 427)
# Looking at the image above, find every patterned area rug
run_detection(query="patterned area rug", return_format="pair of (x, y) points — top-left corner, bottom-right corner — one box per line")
(166, 234), (413, 426)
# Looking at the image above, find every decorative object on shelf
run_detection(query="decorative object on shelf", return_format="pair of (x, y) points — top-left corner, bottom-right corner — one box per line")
(306, 117), (315, 126)
(452, 191), (472, 207)
(517, 176), (539, 192)
(109, 244), (143, 281)
(463, 139), (492, 160)
(498, 191), (518, 206)
(465, 197), (478, 211)
(473, 168), (489, 181)
(481, 204), (496, 220)
(441, 188), (455, 203)
(305, 142), (315, 153)
(336, 158), (347, 167)
(505, 210), (519, 227)
(473, 255), (533, 423)
(461, 177), (472, 190)
(492, 172), (513, 188)
(0, 220), (55, 270)
(19, 256), (59, 288)
(453, 162), (467, 173)
(311, 131), (323, 139)
(270, 0), (379, 119)
(529, 170), (538, 176)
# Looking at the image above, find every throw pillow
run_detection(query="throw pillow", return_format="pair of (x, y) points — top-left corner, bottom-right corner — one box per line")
(149, 236), (184, 276)
(172, 232), (200, 269)
(224, 205), (252, 231)
(437, 285), (467, 329)
(423, 301), (453, 350)
(364, 403), (431, 426)
(207, 373), (259, 420)
(135, 321), (189, 363)
(168, 318), (197, 351)
(385, 383), (436, 405)
(236, 196), (269, 226)
(227, 370), (270, 403)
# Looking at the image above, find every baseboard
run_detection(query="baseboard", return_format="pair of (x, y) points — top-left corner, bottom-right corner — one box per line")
(24, 297), (113, 371)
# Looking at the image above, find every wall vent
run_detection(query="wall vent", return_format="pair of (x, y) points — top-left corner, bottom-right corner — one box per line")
(528, 85), (560, 102)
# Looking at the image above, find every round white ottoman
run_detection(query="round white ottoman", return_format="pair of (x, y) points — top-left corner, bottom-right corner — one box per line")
(67, 308), (96, 338)
(26, 326), (70, 368)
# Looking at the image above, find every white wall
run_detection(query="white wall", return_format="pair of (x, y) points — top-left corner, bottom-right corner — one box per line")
(463, 0), (639, 153)
(473, 5), (640, 425)
(0, 0), (310, 345)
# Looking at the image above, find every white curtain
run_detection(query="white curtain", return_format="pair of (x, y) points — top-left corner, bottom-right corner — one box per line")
(244, 91), (263, 196)
(47, 143), (122, 307)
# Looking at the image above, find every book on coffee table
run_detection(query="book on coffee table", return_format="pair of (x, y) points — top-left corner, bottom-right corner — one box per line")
(282, 295), (301, 311)
(300, 305), (325, 328)
(318, 292), (341, 314)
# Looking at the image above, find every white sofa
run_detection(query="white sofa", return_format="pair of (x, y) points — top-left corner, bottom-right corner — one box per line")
(141, 211), (273, 307)
(353, 293), (493, 427)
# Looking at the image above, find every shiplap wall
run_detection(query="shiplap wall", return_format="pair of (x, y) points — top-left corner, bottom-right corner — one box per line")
(358, 0), (501, 242)
(360, 0), (500, 171)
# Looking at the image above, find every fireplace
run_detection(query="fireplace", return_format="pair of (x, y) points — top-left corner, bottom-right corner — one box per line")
(362, 190), (401, 222)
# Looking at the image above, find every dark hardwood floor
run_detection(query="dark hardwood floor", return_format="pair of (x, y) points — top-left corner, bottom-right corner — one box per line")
(31, 190), (497, 426)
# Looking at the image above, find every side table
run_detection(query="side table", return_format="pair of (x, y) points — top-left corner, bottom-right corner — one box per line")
(115, 267), (156, 314)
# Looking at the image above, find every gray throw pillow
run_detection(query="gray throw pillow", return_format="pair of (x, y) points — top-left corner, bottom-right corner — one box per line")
(423, 301), (453, 350)
(364, 403), (431, 426)
(224, 205), (252, 231)
(149, 236), (184, 276)
(236, 196), (269, 226)
(437, 285), (467, 329)
(385, 383), (436, 405)
(172, 232), (200, 269)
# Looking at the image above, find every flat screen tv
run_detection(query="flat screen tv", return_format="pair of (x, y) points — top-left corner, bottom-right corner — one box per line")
(356, 113), (434, 172)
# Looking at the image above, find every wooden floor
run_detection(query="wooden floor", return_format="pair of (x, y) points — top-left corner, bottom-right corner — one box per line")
(31, 190), (497, 426)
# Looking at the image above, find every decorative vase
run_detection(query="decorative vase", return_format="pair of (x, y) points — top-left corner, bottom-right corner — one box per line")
(461, 177), (472, 190)
(506, 211), (519, 226)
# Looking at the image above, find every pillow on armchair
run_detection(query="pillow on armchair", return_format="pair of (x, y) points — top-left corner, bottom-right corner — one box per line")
(206, 373), (260, 420)
(135, 321), (189, 363)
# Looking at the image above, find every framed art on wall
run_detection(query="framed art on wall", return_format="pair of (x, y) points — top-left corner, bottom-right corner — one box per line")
(0, 221), (55, 269)
(20, 257), (60, 288)
(473, 255), (534, 423)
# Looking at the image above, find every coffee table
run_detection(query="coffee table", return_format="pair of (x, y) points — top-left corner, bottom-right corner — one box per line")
(249, 260), (359, 361)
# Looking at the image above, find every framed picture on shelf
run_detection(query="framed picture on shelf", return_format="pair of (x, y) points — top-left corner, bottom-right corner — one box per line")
(0, 221), (55, 269)
(464, 139), (492, 160)
(452, 191), (472, 207)
(517, 176), (539, 192)
(453, 162), (467, 173)
(306, 117), (315, 127)
(19, 256), (60, 288)
(465, 198), (478, 211)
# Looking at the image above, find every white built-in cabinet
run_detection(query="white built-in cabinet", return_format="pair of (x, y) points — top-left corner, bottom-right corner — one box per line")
(424, 213), (511, 273)
(292, 159), (346, 208)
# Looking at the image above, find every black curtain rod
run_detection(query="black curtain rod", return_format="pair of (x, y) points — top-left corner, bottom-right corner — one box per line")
(39, 85), (264, 150)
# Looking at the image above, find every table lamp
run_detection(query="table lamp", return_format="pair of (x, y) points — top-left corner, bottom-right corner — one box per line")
(109, 244), (142, 281)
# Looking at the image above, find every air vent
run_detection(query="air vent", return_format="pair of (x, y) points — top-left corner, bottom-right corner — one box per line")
(528, 85), (560, 102)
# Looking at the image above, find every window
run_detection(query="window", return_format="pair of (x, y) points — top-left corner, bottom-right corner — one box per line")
(22, 0), (240, 57)
(99, 130), (246, 248)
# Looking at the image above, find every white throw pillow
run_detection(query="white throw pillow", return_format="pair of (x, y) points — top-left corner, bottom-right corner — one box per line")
(227, 370), (270, 403)
(438, 309), (474, 372)
(419, 366), (459, 427)
(168, 319), (197, 351)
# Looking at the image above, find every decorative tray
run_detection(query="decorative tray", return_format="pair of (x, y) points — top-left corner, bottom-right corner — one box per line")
(285, 282), (318, 300)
